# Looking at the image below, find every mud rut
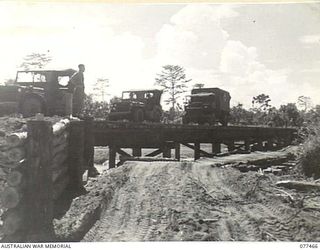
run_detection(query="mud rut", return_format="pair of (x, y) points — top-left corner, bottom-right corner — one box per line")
(81, 161), (320, 241)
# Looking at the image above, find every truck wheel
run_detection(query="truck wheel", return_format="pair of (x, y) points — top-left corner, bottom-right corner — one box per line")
(108, 115), (116, 121)
(20, 98), (43, 118)
(152, 107), (162, 122)
(133, 109), (144, 123)
(182, 115), (189, 124)
(208, 115), (216, 126)
(221, 114), (229, 126)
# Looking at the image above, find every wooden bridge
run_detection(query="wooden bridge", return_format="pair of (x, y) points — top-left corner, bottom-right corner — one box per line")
(0, 117), (297, 241)
(92, 121), (297, 168)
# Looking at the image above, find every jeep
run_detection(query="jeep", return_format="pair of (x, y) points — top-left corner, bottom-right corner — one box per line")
(109, 89), (163, 122)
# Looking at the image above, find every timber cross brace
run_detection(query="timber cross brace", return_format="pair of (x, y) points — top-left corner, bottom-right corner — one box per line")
(92, 121), (297, 169)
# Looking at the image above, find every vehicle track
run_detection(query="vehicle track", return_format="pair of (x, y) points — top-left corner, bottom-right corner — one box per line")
(82, 160), (320, 241)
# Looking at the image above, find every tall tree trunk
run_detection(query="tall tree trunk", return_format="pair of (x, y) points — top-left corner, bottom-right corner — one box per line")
(171, 81), (175, 118)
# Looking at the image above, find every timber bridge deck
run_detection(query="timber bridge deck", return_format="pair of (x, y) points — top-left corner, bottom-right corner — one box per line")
(92, 121), (297, 168)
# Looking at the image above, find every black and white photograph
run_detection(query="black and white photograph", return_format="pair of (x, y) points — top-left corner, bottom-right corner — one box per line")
(0, 0), (319, 247)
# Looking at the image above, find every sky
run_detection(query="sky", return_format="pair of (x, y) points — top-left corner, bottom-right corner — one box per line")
(0, 1), (319, 109)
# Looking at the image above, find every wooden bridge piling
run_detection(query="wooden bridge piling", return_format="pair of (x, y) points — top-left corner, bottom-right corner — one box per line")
(244, 140), (251, 151)
(226, 140), (235, 152)
(212, 142), (221, 154)
(175, 142), (180, 161)
(194, 143), (201, 160)
(83, 117), (95, 177)
(68, 120), (85, 190)
(162, 142), (172, 158)
(109, 146), (117, 169)
(26, 120), (55, 241)
(132, 148), (142, 157)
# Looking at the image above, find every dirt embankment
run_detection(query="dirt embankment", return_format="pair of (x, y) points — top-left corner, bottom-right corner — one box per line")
(55, 147), (320, 242)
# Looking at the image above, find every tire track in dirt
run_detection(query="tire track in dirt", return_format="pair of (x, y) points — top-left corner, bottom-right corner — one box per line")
(82, 159), (320, 242)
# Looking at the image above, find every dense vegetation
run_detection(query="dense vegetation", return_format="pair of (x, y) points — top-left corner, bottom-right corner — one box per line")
(81, 94), (110, 119)
(297, 122), (320, 179)
(229, 103), (320, 127)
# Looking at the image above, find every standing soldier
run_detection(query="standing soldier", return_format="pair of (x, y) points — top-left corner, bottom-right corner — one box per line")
(69, 64), (86, 117)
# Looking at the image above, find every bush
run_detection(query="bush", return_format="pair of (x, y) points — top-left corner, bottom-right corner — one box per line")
(81, 94), (109, 119)
(299, 122), (320, 178)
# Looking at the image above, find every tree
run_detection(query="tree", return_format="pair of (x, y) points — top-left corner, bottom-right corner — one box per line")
(279, 103), (303, 127)
(264, 107), (285, 127)
(252, 94), (272, 111)
(20, 52), (52, 70)
(297, 96), (312, 112)
(110, 96), (121, 104)
(93, 78), (109, 102)
(4, 79), (15, 86)
(155, 65), (191, 114)
(304, 105), (320, 124)
(82, 94), (109, 118)
(193, 83), (204, 89)
(229, 103), (254, 125)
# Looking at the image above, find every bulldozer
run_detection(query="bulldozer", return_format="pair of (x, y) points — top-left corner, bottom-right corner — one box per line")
(0, 69), (76, 117)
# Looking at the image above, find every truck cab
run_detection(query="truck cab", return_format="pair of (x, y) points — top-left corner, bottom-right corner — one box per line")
(0, 69), (76, 117)
(183, 88), (231, 126)
(109, 89), (163, 122)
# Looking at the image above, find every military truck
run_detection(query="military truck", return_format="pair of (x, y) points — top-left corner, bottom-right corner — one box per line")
(109, 89), (163, 122)
(182, 88), (231, 126)
(0, 69), (76, 117)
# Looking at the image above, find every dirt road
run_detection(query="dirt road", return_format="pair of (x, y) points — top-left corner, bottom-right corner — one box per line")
(73, 153), (320, 242)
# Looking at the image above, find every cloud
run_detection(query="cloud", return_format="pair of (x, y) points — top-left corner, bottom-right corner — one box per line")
(151, 4), (240, 108)
(300, 34), (320, 44)
(220, 40), (258, 76)
(0, 2), (149, 99)
(1, 2), (319, 109)
(154, 5), (293, 108)
(155, 5), (238, 69)
(218, 40), (292, 107)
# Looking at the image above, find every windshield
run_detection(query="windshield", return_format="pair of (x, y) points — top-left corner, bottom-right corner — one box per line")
(122, 91), (155, 100)
(191, 96), (214, 103)
(16, 72), (46, 83)
(122, 92), (138, 99)
(58, 76), (70, 86)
